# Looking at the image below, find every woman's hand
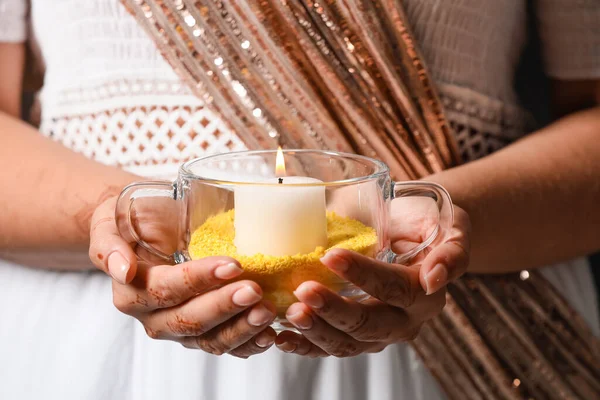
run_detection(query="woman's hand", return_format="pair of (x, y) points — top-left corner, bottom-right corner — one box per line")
(276, 199), (470, 357)
(88, 196), (277, 358)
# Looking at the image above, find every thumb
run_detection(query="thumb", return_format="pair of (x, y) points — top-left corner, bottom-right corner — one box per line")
(89, 196), (138, 284)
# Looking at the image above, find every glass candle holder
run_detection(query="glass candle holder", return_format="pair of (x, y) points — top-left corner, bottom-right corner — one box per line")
(116, 150), (452, 332)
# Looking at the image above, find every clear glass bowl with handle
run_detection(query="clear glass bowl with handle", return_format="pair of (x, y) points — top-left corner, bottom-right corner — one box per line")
(116, 149), (452, 331)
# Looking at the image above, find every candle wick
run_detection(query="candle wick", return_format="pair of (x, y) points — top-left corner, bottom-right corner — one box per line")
(278, 177), (283, 184)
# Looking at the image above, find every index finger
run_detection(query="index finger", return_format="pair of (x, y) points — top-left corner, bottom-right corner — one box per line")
(88, 196), (137, 284)
(320, 248), (421, 308)
(123, 256), (245, 310)
(293, 281), (410, 342)
(419, 206), (471, 294)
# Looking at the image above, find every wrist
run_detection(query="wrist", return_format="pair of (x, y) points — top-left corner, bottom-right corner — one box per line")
(76, 172), (140, 241)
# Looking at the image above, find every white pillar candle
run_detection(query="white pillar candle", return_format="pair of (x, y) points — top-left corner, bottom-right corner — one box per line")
(234, 176), (328, 256)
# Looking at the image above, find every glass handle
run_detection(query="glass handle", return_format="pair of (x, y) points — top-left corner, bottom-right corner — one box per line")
(390, 181), (454, 264)
(115, 181), (177, 263)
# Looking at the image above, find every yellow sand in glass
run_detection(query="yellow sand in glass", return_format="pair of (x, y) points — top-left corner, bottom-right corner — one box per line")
(188, 210), (378, 313)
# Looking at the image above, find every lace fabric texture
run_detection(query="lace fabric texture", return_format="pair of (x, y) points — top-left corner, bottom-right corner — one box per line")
(36, 75), (525, 172)
(39, 81), (519, 170)
(438, 84), (534, 162)
(118, 0), (600, 399)
(39, 82), (246, 170)
(20, 0), (246, 176)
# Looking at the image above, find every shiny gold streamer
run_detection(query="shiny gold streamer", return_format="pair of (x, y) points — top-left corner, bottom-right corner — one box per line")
(121, 1), (600, 398)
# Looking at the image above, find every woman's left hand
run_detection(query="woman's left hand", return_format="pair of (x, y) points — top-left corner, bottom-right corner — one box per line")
(276, 200), (470, 357)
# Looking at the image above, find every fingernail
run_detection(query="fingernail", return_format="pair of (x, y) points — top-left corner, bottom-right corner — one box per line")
(232, 285), (262, 306)
(247, 304), (275, 327)
(255, 333), (275, 348)
(214, 262), (243, 280)
(294, 286), (324, 309)
(277, 341), (297, 353)
(287, 310), (314, 330)
(108, 252), (130, 284)
(425, 264), (448, 295)
(320, 251), (349, 273)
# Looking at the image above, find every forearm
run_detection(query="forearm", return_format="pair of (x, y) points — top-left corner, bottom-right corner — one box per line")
(429, 107), (600, 274)
(0, 112), (136, 257)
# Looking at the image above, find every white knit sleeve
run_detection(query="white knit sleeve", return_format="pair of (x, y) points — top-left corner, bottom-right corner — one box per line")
(0, 0), (28, 43)
(535, 0), (600, 79)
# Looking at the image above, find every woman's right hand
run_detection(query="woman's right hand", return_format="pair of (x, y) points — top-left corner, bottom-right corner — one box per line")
(88, 196), (277, 358)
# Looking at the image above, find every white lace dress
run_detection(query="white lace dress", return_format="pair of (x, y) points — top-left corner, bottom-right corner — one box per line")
(1, 1), (599, 399)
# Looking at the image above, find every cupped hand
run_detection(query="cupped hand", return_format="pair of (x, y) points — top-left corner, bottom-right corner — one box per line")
(276, 199), (470, 357)
(88, 196), (277, 358)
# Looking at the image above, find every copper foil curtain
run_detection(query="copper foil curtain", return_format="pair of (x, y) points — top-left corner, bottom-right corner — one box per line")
(121, 0), (600, 398)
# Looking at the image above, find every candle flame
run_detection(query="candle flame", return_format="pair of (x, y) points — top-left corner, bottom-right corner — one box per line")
(275, 146), (286, 177)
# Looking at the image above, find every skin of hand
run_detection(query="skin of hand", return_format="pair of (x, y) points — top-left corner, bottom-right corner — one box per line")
(89, 196), (278, 359)
(276, 199), (471, 357)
